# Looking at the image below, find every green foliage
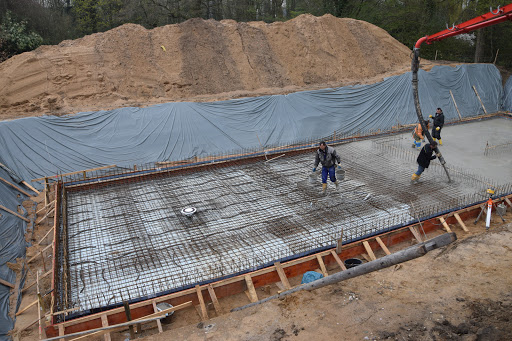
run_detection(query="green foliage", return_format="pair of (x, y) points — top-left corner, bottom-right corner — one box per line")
(72, 0), (123, 35)
(0, 11), (43, 61)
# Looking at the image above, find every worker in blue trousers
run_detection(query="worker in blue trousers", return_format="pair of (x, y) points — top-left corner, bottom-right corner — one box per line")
(313, 141), (342, 193)
(411, 141), (438, 183)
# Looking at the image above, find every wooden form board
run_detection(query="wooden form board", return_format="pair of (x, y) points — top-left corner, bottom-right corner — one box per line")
(32, 165), (117, 182)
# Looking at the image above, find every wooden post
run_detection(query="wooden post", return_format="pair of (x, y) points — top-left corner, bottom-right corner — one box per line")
(274, 262), (291, 290)
(40, 251), (47, 272)
(362, 241), (377, 261)
(330, 250), (347, 271)
(123, 301), (136, 340)
(449, 90), (462, 120)
(315, 254), (328, 277)
(472, 85), (488, 114)
(151, 302), (163, 333)
(336, 228), (344, 254)
(453, 213), (469, 232)
(375, 236), (391, 255)
(44, 177), (50, 206)
(0, 205), (30, 222)
(438, 217), (453, 233)
(207, 284), (222, 316)
(100, 314), (111, 341)
(195, 285), (208, 321)
(58, 324), (65, 341)
(244, 275), (258, 303)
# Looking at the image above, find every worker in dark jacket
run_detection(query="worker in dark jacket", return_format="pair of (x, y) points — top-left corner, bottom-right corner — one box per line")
(429, 108), (445, 145)
(411, 142), (438, 183)
(313, 141), (342, 193)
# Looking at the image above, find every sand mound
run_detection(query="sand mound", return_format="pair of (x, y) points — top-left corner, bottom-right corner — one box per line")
(0, 14), (412, 120)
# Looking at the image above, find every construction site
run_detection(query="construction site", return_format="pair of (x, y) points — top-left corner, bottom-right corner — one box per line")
(1, 9), (512, 341)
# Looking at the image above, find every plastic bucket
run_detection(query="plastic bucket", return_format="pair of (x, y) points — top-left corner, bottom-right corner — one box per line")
(497, 203), (507, 217)
(156, 302), (175, 323)
(336, 168), (345, 181)
(344, 258), (362, 269)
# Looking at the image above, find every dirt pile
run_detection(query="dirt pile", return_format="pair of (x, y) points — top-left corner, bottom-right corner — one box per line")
(0, 14), (412, 120)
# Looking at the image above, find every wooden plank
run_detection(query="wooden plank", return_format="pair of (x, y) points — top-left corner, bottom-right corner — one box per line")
(195, 285), (208, 321)
(32, 165), (117, 182)
(15, 299), (38, 316)
(316, 254), (329, 277)
(65, 302), (192, 341)
(375, 237), (391, 255)
(152, 301), (163, 333)
(409, 225), (423, 242)
(38, 226), (55, 246)
(450, 90), (463, 120)
(100, 314), (111, 341)
(22, 269), (52, 293)
(28, 244), (53, 264)
(206, 284), (221, 315)
(438, 217), (453, 233)
(22, 181), (40, 195)
(36, 201), (55, 215)
(58, 324), (65, 341)
(274, 262), (291, 290)
(0, 278), (14, 289)
(0, 176), (33, 197)
(36, 208), (55, 225)
(330, 250), (347, 271)
(244, 275), (258, 303)
(473, 85), (488, 114)
(453, 213), (469, 232)
(0, 204), (30, 222)
(505, 197), (512, 207)
(362, 241), (377, 261)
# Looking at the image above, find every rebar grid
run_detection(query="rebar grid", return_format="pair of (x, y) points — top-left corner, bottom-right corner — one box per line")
(59, 136), (511, 316)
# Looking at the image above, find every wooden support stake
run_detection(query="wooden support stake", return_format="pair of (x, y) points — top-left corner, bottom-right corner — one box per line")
(28, 244), (53, 264)
(37, 208), (55, 225)
(409, 225), (423, 243)
(336, 228), (344, 254)
(207, 284), (222, 316)
(36, 201), (55, 215)
(195, 285), (208, 321)
(493, 48), (499, 64)
(0, 204), (30, 222)
(472, 86), (488, 114)
(375, 236), (391, 255)
(316, 254), (328, 277)
(362, 241), (377, 261)
(504, 197), (512, 207)
(44, 177), (50, 206)
(151, 301), (163, 333)
(330, 250), (347, 271)
(40, 251), (47, 272)
(0, 176), (33, 197)
(100, 314), (111, 341)
(438, 217), (453, 233)
(449, 90), (463, 120)
(453, 213), (469, 232)
(16, 299), (38, 316)
(0, 278), (15, 289)
(274, 262), (291, 290)
(22, 181), (40, 195)
(123, 301), (136, 340)
(244, 275), (259, 303)
(38, 226), (55, 246)
(58, 324), (65, 341)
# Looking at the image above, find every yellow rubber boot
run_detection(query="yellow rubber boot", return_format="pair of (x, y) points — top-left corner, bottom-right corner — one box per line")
(411, 174), (420, 183)
(438, 138), (442, 145)
(433, 138), (437, 143)
(322, 183), (327, 193)
(335, 180), (339, 189)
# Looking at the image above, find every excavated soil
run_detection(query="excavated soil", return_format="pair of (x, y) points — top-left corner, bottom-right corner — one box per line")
(0, 14), (414, 120)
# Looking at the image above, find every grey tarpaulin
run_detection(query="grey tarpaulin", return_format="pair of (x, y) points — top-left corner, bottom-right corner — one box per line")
(504, 75), (512, 111)
(0, 165), (30, 341)
(0, 64), (503, 188)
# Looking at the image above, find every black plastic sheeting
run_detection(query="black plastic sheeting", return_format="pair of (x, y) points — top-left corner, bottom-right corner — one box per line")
(0, 165), (31, 341)
(504, 75), (512, 111)
(0, 64), (504, 189)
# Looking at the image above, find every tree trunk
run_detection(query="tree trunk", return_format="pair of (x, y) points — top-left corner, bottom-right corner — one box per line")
(474, 28), (485, 63)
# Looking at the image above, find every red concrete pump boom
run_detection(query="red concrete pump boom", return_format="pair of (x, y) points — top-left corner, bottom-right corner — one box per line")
(411, 3), (512, 182)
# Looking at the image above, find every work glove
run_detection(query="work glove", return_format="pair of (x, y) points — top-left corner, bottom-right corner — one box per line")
(312, 168), (317, 172)
(431, 155), (437, 160)
(429, 115), (433, 119)
(337, 165), (342, 169)
(436, 126), (440, 131)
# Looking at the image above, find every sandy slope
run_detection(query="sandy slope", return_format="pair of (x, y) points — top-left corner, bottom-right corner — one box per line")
(0, 14), (412, 120)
